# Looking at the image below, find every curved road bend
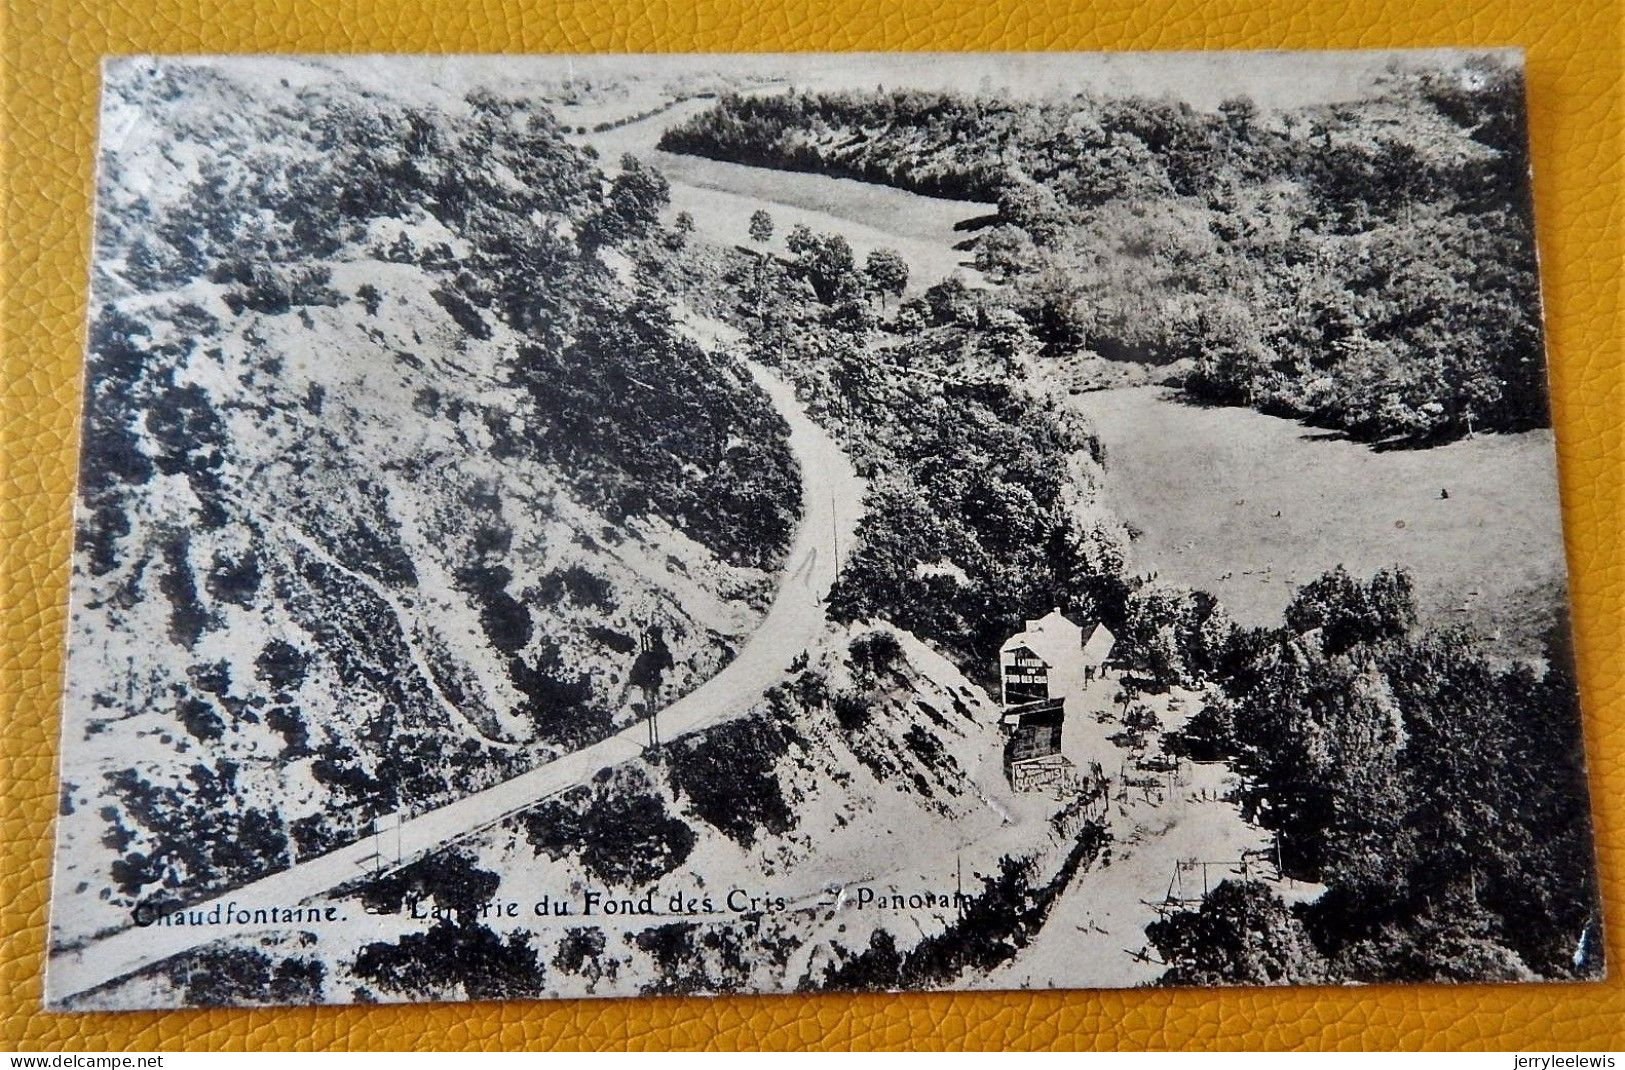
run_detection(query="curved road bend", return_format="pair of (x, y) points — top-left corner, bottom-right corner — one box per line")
(47, 359), (866, 1006)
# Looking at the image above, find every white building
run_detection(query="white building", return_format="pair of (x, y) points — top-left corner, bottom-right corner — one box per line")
(998, 608), (1115, 707)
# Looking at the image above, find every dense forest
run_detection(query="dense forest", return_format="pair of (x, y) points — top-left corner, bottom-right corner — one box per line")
(1154, 567), (1599, 983)
(660, 57), (1549, 445)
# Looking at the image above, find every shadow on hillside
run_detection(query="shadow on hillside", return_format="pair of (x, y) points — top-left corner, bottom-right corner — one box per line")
(952, 212), (1001, 232)
(1158, 389), (1490, 453)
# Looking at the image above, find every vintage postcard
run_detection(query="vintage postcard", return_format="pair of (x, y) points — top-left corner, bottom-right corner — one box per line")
(49, 50), (1602, 1009)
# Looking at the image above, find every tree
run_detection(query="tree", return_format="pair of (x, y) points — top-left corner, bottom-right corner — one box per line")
(1011, 264), (1090, 353)
(893, 299), (927, 335)
(1115, 582), (1226, 687)
(996, 182), (1066, 245)
(973, 224), (1035, 281)
(1218, 95), (1260, 143)
(748, 209), (774, 244)
(666, 210), (695, 250)
(923, 273), (976, 326)
(1147, 880), (1331, 987)
(785, 223), (816, 255)
(584, 154), (671, 247)
(863, 248), (909, 307)
(1284, 566), (1417, 656)
(786, 229), (859, 304)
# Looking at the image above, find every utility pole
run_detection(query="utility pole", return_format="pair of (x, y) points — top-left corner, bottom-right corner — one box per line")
(633, 623), (671, 758)
(831, 490), (841, 576)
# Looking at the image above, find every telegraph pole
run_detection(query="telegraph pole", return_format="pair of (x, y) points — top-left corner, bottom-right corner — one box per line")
(831, 490), (841, 576)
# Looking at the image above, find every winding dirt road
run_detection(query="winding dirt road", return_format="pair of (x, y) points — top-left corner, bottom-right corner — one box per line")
(47, 358), (865, 1006)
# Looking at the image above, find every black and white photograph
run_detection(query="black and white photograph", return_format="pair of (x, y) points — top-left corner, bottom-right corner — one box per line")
(48, 49), (1602, 1010)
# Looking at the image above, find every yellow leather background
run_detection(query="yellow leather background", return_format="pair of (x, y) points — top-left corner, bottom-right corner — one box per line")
(2, 0), (1620, 1051)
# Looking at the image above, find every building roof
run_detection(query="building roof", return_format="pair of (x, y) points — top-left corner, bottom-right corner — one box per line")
(1000, 607), (1080, 668)
(1000, 608), (1114, 668)
(1000, 696), (1065, 727)
(1082, 621), (1116, 662)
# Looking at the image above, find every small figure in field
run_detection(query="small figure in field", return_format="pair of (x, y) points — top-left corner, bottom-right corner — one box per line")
(1440, 488), (1450, 500)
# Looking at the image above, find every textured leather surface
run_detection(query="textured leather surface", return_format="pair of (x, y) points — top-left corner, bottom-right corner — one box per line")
(1, 0), (1620, 1051)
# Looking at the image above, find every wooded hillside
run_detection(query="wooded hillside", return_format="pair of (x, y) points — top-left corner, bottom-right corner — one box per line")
(660, 57), (1547, 445)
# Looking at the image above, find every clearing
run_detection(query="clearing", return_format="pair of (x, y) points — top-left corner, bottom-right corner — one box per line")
(984, 675), (1321, 991)
(576, 96), (993, 291)
(1068, 385), (1573, 660)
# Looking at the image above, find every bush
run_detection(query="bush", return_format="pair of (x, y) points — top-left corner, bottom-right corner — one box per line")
(666, 713), (794, 847)
(217, 261), (341, 315)
(1147, 880), (1330, 987)
(431, 287), (491, 339)
(521, 768), (696, 887)
(354, 921), (546, 1001)
(848, 630), (902, 680)
(162, 946), (324, 1007)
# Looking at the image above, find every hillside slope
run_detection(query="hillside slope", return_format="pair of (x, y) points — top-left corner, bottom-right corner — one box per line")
(313, 620), (1100, 1004)
(54, 59), (800, 947)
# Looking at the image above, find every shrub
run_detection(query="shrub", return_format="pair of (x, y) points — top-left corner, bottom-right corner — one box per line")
(1147, 880), (1331, 987)
(666, 714), (793, 847)
(521, 769), (696, 887)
